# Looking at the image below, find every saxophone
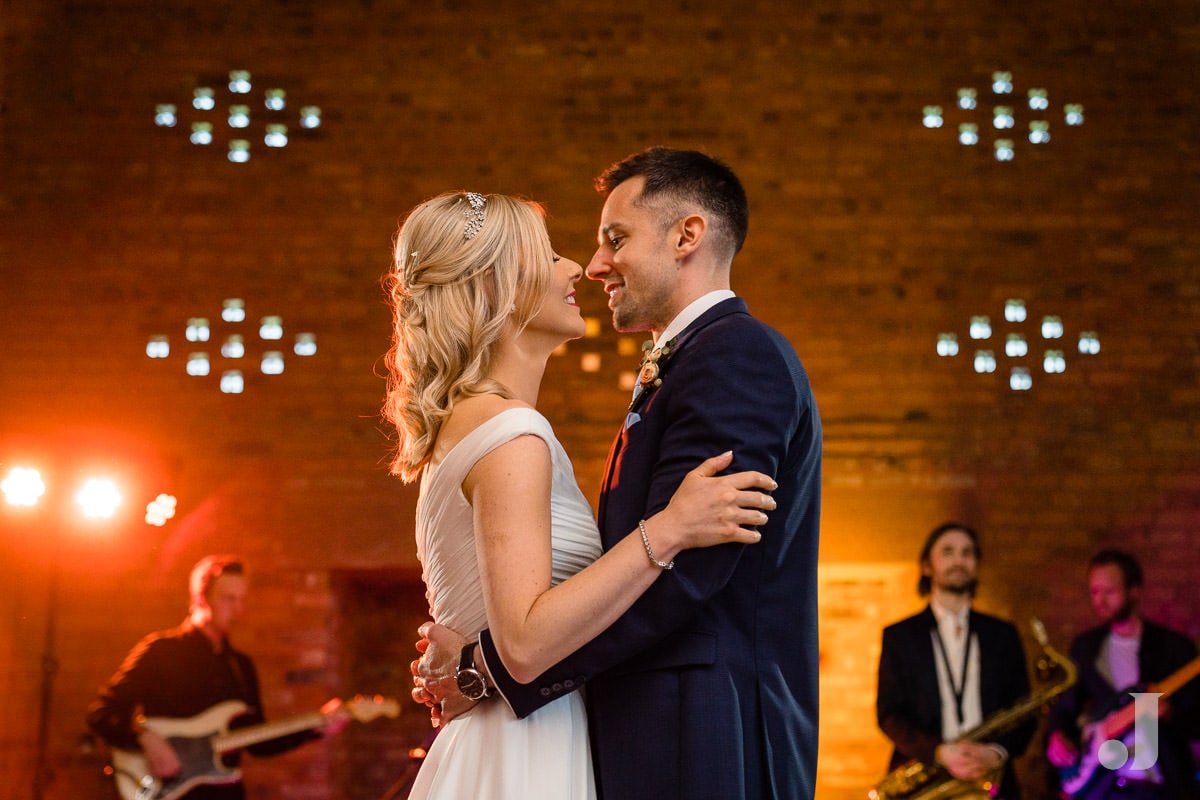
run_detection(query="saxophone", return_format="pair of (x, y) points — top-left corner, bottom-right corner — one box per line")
(869, 618), (1077, 800)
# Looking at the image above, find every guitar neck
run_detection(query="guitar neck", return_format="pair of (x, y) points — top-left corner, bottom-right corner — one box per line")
(1101, 654), (1200, 740)
(214, 711), (326, 753)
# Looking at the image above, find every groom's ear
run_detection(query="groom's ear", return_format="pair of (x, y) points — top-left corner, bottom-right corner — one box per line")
(673, 214), (706, 259)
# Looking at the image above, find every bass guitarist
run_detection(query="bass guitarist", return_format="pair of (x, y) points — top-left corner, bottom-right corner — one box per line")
(1046, 548), (1199, 800)
(87, 555), (348, 799)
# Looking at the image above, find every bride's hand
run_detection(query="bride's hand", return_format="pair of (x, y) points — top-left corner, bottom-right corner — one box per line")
(650, 451), (776, 554)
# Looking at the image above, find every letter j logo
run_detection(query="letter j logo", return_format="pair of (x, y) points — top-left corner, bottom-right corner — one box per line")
(1098, 692), (1161, 771)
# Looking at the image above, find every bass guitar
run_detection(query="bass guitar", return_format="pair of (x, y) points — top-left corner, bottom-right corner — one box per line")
(1059, 653), (1200, 798)
(110, 694), (399, 800)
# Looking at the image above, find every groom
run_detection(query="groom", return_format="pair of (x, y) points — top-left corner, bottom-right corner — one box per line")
(417, 147), (822, 799)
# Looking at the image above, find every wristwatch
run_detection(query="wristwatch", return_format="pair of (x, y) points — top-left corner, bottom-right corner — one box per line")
(455, 642), (493, 701)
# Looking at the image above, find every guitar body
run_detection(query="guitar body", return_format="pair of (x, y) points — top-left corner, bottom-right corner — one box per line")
(1059, 652), (1200, 799)
(109, 695), (400, 800)
(1057, 721), (1111, 799)
(111, 699), (249, 800)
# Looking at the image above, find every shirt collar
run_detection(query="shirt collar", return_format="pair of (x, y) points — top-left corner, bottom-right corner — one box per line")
(653, 290), (736, 347)
(930, 599), (971, 630)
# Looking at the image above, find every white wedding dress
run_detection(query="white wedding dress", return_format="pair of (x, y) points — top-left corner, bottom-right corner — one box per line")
(407, 407), (602, 800)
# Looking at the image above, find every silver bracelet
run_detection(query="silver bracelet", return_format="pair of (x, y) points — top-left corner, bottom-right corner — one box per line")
(638, 519), (674, 570)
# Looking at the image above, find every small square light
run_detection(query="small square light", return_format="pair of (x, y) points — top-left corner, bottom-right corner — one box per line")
(1044, 350), (1066, 373)
(193, 87), (215, 111)
(220, 370), (245, 394)
(581, 353), (601, 373)
(922, 105), (944, 129)
(1027, 88), (1049, 111)
(1042, 316), (1064, 339)
(221, 335), (245, 359)
(186, 318), (210, 342)
(1005, 334), (1028, 358)
(957, 88), (977, 110)
(992, 71), (1013, 94)
(228, 105), (251, 129)
(261, 351), (285, 375)
(969, 316), (992, 340)
(222, 298), (246, 322)
(265, 89), (286, 111)
(958, 123), (979, 146)
(264, 124), (288, 148)
(190, 122), (213, 146)
(300, 106), (322, 129)
(936, 333), (959, 357)
(1010, 367), (1032, 391)
(187, 353), (211, 376)
(1078, 332), (1100, 354)
(154, 104), (177, 128)
(294, 333), (317, 356)
(974, 350), (997, 374)
(994, 139), (1015, 162)
(228, 140), (250, 163)
(228, 70), (252, 94)
(146, 336), (170, 358)
(260, 316), (283, 340)
(1065, 104), (1085, 126)
(1029, 120), (1051, 144)
(1004, 299), (1027, 323)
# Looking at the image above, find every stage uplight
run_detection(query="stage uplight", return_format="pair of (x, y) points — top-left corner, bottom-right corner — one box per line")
(76, 479), (121, 519)
(3, 467), (46, 507)
(145, 494), (178, 527)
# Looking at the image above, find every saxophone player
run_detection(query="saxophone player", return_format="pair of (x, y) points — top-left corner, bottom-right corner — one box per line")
(875, 522), (1038, 799)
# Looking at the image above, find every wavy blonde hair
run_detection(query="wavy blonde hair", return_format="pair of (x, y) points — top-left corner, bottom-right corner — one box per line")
(382, 192), (554, 482)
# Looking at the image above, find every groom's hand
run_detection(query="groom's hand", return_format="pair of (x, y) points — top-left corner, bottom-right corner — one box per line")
(411, 622), (476, 725)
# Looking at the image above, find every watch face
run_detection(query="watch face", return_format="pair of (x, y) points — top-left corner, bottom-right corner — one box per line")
(456, 668), (488, 700)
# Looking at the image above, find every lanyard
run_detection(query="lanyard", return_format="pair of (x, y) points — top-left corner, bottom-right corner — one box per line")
(932, 624), (972, 727)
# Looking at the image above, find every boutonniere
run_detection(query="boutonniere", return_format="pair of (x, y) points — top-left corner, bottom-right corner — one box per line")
(631, 337), (675, 409)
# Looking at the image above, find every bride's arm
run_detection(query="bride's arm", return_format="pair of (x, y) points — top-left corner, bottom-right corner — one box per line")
(468, 435), (772, 684)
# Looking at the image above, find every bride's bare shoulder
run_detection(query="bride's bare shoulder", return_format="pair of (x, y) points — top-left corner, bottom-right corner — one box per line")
(430, 395), (531, 463)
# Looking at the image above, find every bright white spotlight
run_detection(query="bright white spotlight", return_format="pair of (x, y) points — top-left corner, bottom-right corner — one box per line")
(145, 494), (178, 527)
(3, 467), (46, 507)
(77, 479), (121, 519)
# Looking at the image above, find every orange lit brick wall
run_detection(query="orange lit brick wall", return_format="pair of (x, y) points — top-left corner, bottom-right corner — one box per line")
(1, 2), (1197, 799)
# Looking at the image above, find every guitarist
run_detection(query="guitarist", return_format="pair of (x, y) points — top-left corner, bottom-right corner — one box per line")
(1046, 548), (1199, 800)
(87, 555), (348, 799)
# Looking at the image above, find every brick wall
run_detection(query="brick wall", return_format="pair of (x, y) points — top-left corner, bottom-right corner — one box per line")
(2, 1), (1197, 798)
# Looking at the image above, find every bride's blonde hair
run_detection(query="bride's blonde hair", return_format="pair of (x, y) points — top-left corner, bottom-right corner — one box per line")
(382, 192), (554, 482)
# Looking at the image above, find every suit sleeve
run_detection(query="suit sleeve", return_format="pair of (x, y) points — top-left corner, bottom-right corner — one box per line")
(993, 622), (1036, 759)
(876, 625), (943, 765)
(481, 318), (817, 718)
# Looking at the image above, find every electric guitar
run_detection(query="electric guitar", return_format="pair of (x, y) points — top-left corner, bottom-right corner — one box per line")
(1059, 653), (1200, 798)
(110, 694), (399, 800)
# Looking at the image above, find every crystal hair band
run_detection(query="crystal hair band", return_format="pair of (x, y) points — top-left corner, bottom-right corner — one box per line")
(463, 192), (486, 240)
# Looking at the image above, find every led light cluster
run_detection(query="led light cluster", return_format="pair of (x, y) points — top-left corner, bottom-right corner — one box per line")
(154, 70), (322, 163)
(922, 71), (1084, 161)
(937, 299), (1099, 391)
(147, 298), (317, 393)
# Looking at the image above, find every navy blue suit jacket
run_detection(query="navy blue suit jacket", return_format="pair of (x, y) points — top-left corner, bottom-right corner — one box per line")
(876, 606), (1036, 798)
(480, 297), (822, 799)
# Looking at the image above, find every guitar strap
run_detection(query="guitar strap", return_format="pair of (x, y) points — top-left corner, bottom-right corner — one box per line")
(932, 625), (973, 728)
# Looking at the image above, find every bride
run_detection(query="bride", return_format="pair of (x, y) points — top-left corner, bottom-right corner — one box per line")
(382, 191), (775, 799)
